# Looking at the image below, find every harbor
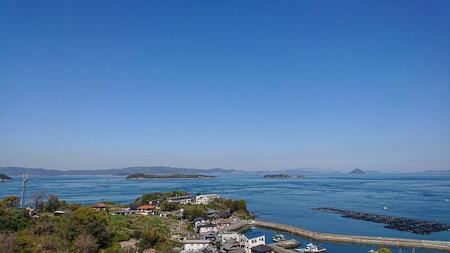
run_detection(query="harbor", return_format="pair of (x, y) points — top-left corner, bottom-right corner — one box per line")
(246, 220), (450, 252)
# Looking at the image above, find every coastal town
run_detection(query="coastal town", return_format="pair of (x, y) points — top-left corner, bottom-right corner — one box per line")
(93, 192), (331, 253)
(2, 189), (450, 253)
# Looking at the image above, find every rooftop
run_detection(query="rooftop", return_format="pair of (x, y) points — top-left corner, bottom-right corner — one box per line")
(137, 205), (155, 210)
(92, 203), (107, 208)
(167, 195), (192, 200)
(251, 245), (273, 253)
(198, 224), (217, 228)
(184, 240), (210, 244)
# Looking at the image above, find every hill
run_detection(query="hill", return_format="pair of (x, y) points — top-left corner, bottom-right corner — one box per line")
(0, 166), (238, 176)
(349, 168), (365, 174)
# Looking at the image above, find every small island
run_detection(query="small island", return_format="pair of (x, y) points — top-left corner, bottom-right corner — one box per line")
(126, 173), (216, 180)
(263, 174), (305, 179)
(349, 168), (365, 174)
(0, 173), (12, 181)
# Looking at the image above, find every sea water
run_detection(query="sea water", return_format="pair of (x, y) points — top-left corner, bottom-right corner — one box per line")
(1, 173), (449, 253)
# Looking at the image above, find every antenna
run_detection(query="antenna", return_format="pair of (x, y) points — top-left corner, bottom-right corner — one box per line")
(20, 174), (28, 208)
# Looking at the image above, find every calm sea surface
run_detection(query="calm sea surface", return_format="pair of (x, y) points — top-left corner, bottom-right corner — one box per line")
(1, 173), (449, 253)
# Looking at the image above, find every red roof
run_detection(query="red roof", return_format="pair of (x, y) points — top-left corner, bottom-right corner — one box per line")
(137, 205), (155, 210)
(92, 203), (107, 208)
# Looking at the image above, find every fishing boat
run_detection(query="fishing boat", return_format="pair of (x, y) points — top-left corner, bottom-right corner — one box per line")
(295, 243), (326, 253)
(272, 234), (285, 242)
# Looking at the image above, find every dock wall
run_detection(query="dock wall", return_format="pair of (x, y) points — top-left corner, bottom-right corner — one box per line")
(248, 220), (450, 251)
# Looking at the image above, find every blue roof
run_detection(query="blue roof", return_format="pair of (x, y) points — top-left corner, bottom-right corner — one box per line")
(244, 231), (265, 239)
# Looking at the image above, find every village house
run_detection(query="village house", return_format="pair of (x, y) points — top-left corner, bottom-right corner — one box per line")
(136, 204), (155, 215)
(240, 231), (265, 253)
(113, 208), (136, 216)
(212, 218), (235, 230)
(220, 238), (242, 253)
(220, 232), (240, 244)
(92, 203), (107, 211)
(198, 224), (218, 234)
(167, 195), (193, 204)
(250, 245), (274, 253)
(193, 216), (208, 228)
(199, 231), (217, 241)
(182, 240), (211, 252)
(207, 209), (231, 219)
(195, 194), (220, 204)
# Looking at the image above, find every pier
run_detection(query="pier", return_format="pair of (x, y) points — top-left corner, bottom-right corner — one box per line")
(244, 220), (450, 252)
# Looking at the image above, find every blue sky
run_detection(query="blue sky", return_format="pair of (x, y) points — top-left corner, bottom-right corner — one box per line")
(1, 0), (449, 171)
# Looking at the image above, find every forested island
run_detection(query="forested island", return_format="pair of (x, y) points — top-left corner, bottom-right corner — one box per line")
(126, 173), (216, 180)
(263, 174), (304, 179)
(0, 173), (12, 181)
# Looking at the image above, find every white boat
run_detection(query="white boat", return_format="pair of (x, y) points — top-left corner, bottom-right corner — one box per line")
(297, 243), (326, 253)
(383, 206), (388, 210)
(272, 234), (285, 242)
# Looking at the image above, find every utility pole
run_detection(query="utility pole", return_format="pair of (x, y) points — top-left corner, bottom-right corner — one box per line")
(20, 174), (28, 208)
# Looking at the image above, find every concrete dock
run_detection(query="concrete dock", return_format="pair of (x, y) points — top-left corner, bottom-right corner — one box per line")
(248, 220), (450, 252)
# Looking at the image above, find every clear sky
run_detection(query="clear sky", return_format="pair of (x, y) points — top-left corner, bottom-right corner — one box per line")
(1, 0), (449, 171)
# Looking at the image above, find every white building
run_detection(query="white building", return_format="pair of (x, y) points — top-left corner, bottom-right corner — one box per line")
(167, 195), (193, 204)
(196, 194), (220, 204)
(182, 240), (211, 252)
(240, 231), (265, 253)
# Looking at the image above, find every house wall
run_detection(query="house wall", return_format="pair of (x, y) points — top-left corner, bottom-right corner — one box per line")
(183, 243), (209, 251)
(199, 226), (217, 233)
(240, 235), (265, 253)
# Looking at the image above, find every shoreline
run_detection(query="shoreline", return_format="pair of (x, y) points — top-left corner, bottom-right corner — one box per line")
(235, 220), (450, 251)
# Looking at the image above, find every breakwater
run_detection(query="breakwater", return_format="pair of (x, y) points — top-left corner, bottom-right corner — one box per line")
(314, 207), (450, 235)
(248, 220), (450, 252)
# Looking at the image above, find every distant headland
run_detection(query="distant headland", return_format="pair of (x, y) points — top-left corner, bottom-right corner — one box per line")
(263, 174), (305, 179)
(0, 173), (12, 181)
(126, 173), (216, 180)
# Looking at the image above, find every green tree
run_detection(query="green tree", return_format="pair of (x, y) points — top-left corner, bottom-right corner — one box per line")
(160, 200), (178, 211)
(0, 208), (31, 232)
(183, 205), (207, 221)
(378, 248), (392, 253)
(137, 228), (165, 253)
(44, 195), (64, 212)
(230, 200), (247, 212)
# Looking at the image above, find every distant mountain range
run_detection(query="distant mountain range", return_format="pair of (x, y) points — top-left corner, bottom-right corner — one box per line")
(0, 166), (239, 176)
(0, 166), (448, 176)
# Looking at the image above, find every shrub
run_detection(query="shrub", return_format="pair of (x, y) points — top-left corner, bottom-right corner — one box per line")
(378, 248), (392, 253)
(73, 233), (99, 253)
(0, 233), (16, 253)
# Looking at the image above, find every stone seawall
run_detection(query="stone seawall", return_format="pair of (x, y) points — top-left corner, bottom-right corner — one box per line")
(248, 220), (450, 252)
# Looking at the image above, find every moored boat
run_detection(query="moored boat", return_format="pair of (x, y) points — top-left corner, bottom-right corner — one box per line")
(272, 234), (285, 242)
(296, 243), (326, 253)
